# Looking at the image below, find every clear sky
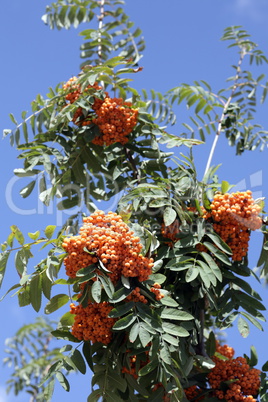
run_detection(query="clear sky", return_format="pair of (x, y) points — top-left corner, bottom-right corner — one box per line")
(1, 1), (268, 401)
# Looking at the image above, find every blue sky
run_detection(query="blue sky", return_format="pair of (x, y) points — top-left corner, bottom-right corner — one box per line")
(1, 0), (268, 401)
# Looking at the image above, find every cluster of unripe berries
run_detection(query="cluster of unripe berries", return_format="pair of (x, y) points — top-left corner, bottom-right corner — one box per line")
(63, 76), (138, 145)
(62, 210), (163, 344)
(204, 191), (262, 261)
(184, 342), (260, 401)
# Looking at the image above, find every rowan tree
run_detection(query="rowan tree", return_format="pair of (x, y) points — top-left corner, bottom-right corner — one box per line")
(2, 1), (268, 401)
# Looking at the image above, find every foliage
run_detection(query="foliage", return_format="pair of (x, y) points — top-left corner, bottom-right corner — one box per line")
(2, 1), (268, 401)
(3, 317), (64, 401)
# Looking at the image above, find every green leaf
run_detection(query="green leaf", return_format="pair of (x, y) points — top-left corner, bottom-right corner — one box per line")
(20, 180), (36, 198)
(195, 355), (215, 370)
(29, 274), (42, 312)
(138, 359), (158, 376)
(206, 233), (232, 255)
(14, 168), (40, 177)
(51, 330), (80, 343)
(83, 342), (94, 372)
(198, 268), (212, 289)
(28, 230), (40, 240)
(9, 113), (18, 125)
(42, 271), (52, 300)
(56, 372), (70, 392)
(43, 379), (55, 401)
(45, 294), (69, 314)
(136, 303), (162, 330)
(112, 313), (136, 331)
(249, 345), (258, 367)
(240, 312), (263, 331)
(18, 287), (31, 306)
(0, 251), (10, 288)
(39, 187), (55, 206)
(238, 315), (250, 338)
(160, 342), (171, 365)
(109, 302), (134, 318)
(235, 291), (266, 311)
(162, 333), (179, 346)
(111, 286), (132, 303)
(15, 249), (26, 276)
(76, 264), (96, 277)
(45, 225), (56, 239)
(149, 273), (166, 284)
(87, 389), (102, 402)
(221, 180), (232, 194)
(159, 296), (179, 307)
(262, 361), (268, 371)
(0, 283), (20, 301)
(203, 241), (232, 266)
(72, 158), (87, 186)
(58, 311), (75, 330)
(107, 371), (127, 393)
(121, 275), (130, 289)
(162, 322), (189, 337)
(129, 322), (140, 343)
(163, 207), (177, 226)
(70, 349), (87, 374)
(206, 331), (216, 357)
(201, 251), (222, 282)
(98, 275), (114, 298)
(105, 392), (123, 402)
(160, 308), (194, 321)
(139, 325), (152, 347)
(185, 266), (199, 282)
(10, 225), (24, 245)
(91, 280), (102, 303)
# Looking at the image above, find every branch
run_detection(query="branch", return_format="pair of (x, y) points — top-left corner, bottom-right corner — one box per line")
(197, 308), (208, 357)
(97, 0), (105, 64)
(203, 49), (246, 179)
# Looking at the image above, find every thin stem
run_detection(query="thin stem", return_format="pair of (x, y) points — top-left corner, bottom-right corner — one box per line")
(4, 239), (47, 253)
(97, 0), (105, 64)
(203, 49), (246, 180)
(198, 308), (207, 357)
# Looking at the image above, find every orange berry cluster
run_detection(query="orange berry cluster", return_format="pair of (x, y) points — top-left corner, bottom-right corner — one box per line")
(62, 210), (154, 283)
(150, 282), (165, 301)
(215, 341), (235, 359)
(184, 385), (203, 401)
(63, 76), (138, 145)
(63, 77), (103, 124)
(204, 191), (262, 261)
(70, 301), (116, 344)
(92, 97), (138, 146)
(208, 342), (261, 401)
(126, 287), (148, 304)
(161, 219), (180, 247)
(122, 348), (150, 379)
(62, 211), (156, 344)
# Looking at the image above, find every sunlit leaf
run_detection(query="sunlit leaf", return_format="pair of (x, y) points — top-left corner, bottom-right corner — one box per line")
(45, 294), (69, 314)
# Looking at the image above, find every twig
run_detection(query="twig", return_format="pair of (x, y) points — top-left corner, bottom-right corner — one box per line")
(203, 49), (246, 180)
(97, 0), (105, 64)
